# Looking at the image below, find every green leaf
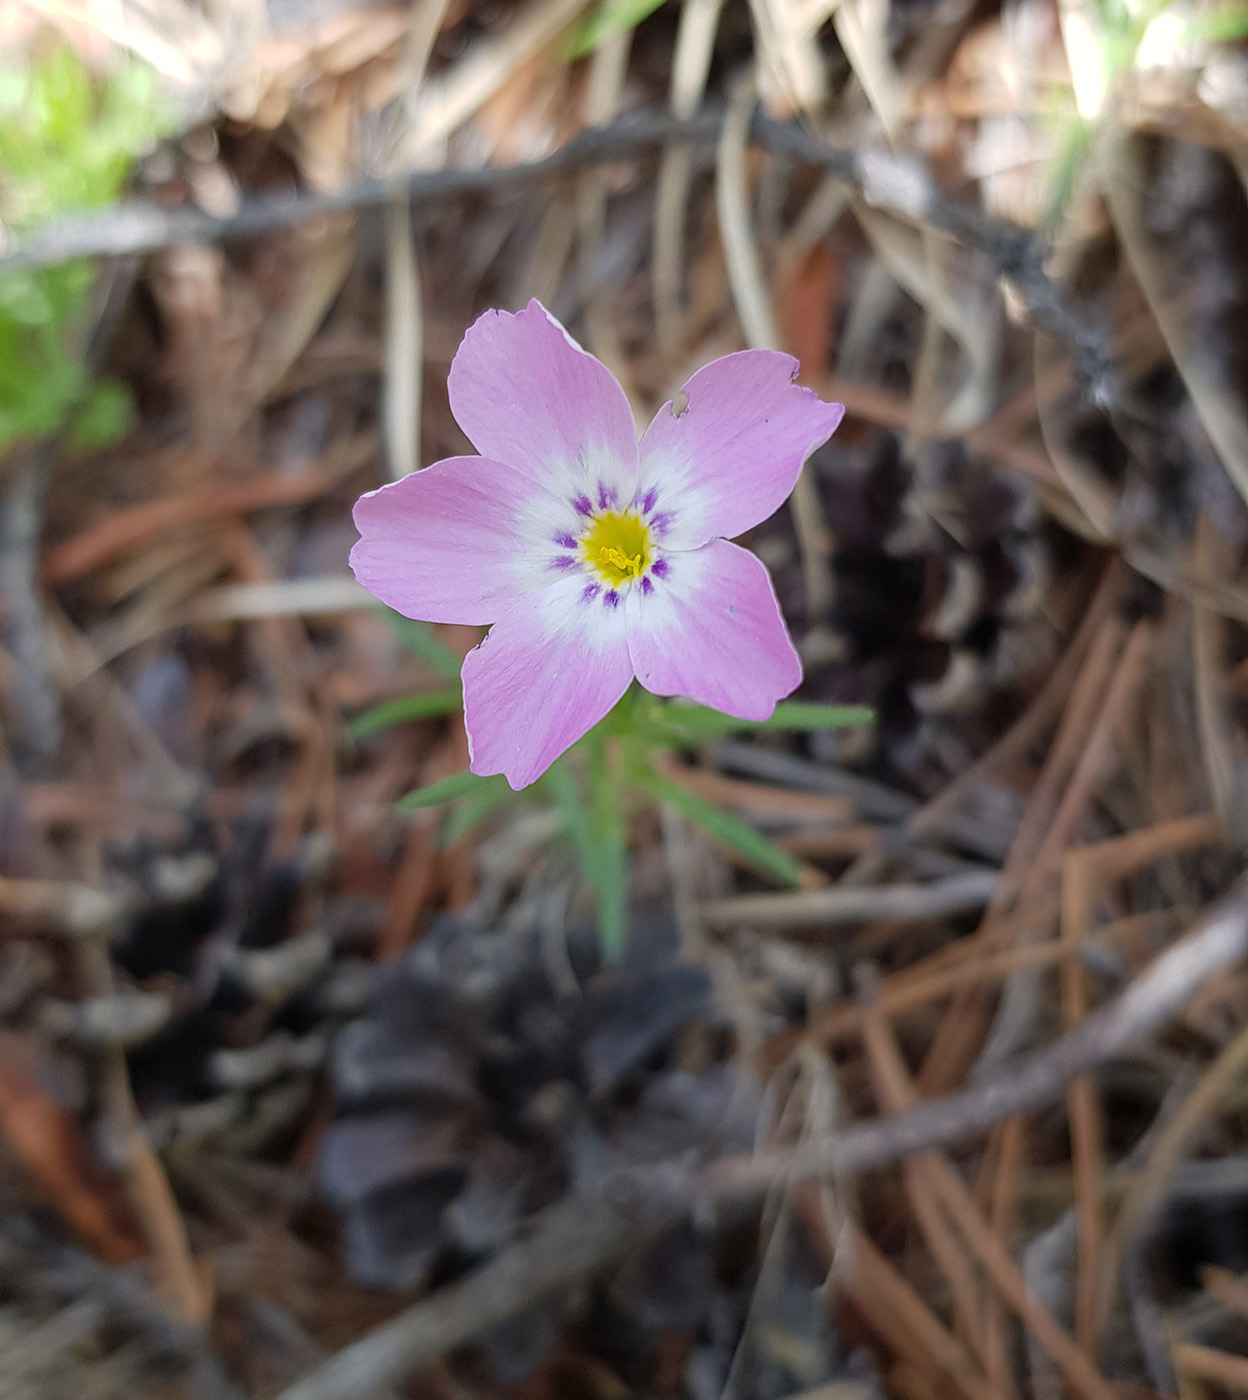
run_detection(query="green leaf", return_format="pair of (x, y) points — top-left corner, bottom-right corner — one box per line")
(653, 698), (874, 743)
(758, 701), (875, 731)
(0, 47), (166, 456)
(65, 377), (132, 450)
(385, 611), (464, 681)
(634, 767), (802, 887)
(565, 0), (667, 59)
(584, 729), (628, 961)
(348, 687), (462, 740)
(654, 701), (743, 739)
(540, 757), (604, 886)
(440, 776), (511, 846)
(396, 769), (489, 811)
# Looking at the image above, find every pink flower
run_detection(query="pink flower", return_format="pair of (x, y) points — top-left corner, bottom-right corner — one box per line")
(351, 300), (844, 790)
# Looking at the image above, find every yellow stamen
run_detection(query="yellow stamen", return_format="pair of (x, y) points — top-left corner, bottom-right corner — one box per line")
(600, 545), (643, 577)
(581, 510), (653, 587)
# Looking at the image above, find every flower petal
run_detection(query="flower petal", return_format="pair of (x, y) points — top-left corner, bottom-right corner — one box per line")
(635, 351), (844, 550)
(463, 573), (634, 789)
(448, 299), (639, 510)
(626, 540), (801, 720)
(350, 456), (578, 625)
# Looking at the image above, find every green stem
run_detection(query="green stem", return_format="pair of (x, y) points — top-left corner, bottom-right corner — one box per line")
(585, 726), (628, 961)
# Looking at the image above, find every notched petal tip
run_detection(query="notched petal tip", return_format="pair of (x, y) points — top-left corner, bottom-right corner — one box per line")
(523, 297), (588, 352)
(447, 298), (639, 502)
(635, 350), (846, 549)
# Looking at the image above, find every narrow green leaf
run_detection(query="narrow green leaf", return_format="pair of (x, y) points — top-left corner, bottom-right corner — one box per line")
(440, 777), (511, 846)
(542, 748), (630, 959)
(395, 769), (488, 811)
(654, 698), (874, 742)
(657, 701), (744, 738)
(385, 611), (463, 680)
(348, 687), (462, 740)
(565, 0), (667, 59)
(758, 702), (875, 731)
(635, 767), (802, 887)
(541, 758), (605, 885)
(585, 730), (628, 961)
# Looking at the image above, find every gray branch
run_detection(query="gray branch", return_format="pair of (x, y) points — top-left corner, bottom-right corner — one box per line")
(0, 107), (1102, 386)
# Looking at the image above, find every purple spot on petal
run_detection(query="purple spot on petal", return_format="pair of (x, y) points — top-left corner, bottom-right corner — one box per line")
(581, 583), (600, 604)
(554, 531), (578, 549)
(640, 576), (654, 596)
(604, 590), (620, 609)
(572, 494), (593, 517)
(640, 487), (658, 515)
(649, 511), (674, 537)
(650, 557), (670, 579)
(596, 480), (617, 510)
(551, 555), (576, 571)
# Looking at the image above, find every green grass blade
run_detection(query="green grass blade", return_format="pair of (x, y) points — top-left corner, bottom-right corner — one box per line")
(635, 767), (802, 887)
(585, 731), (628, 961)
(385, 611), (463, 681)
(655, 699), (873, 742)
(654, 702), (745, 740)
(565, 0), (667, 59)
(396, 769), (488, 811)
(758, 702), (875, 731)
(348, 687), (462, 740)
(541, 757), (602, 885)
(440, 776), (511, 846)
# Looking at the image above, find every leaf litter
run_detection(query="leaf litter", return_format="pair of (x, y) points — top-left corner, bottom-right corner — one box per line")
(4, 0), (1248, 1398)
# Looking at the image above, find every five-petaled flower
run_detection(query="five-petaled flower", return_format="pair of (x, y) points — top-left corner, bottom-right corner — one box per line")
(351, 300), (844, 789)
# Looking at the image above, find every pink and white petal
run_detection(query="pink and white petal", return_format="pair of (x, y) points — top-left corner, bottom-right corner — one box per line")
(350, 456), (578, 626)
(626, 540), (801, 720)
(463, 574), (634, 789)
(635, 351), (845, 550)
(448, 299), (639, 509)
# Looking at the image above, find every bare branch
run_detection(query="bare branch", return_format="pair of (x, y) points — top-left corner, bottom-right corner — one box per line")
(0, 107), (1100, 383)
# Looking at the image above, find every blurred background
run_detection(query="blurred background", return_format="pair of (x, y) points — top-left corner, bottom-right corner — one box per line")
(4, 0), (1248, 1397)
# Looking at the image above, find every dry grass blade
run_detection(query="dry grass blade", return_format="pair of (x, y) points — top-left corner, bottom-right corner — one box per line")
(654, 0), (726, 355)
(830, 1220), (1004, 1400)
(700, 870), (998, 928)
(43, 470), (336, 586)
(717, 75), (833, 620)
(859, 993), (990, 1369)
(707, 877), (1248, 1185)
(1098, 1017), (1248, 1346)
(860, 1008), (1117, 1400)
(407, 0), (596, 149)
(1173, 1344), (1248, 1392)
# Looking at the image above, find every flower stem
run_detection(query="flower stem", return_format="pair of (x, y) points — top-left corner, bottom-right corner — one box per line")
(584, 726), (628, 960)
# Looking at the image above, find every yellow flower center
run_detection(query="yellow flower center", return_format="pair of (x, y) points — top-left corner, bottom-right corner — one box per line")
(582, 510), (653, 587)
